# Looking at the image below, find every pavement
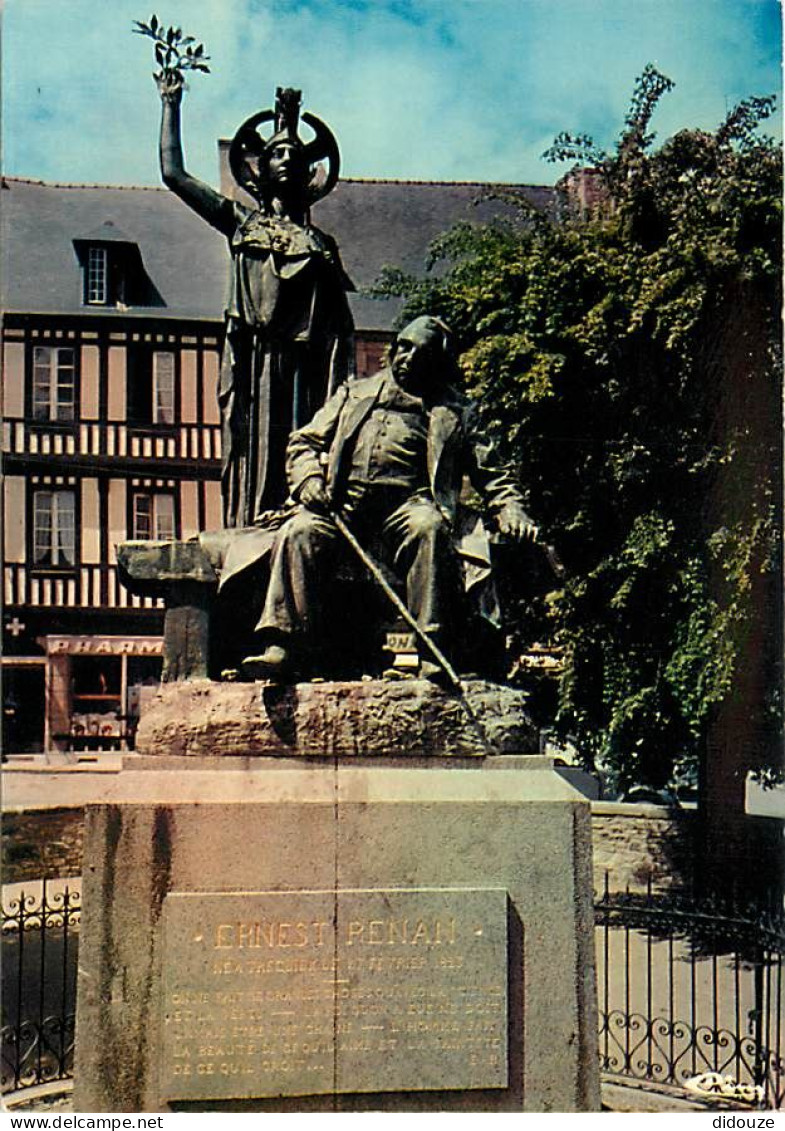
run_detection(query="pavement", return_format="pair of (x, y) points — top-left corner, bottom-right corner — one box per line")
(1, 1080), (734, 1113)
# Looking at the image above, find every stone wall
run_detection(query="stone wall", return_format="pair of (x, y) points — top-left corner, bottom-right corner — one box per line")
(590, 801), (696, 894)
(3, 799), (697, 893)
(2, 807), (85, 884)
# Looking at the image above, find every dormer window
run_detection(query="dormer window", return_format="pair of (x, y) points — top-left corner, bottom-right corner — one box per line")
(74, 222), (164, 310)
(86, 246), (108, 304)
(78, 241), (123, 307)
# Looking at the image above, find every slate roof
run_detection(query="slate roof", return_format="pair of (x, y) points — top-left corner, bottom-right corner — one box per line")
(319, 179), (554, 330)
(1, 175), (554, 332)
(1, 178), (228, 323)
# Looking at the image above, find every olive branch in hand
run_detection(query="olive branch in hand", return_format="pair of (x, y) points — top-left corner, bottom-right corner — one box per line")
(133, 15), (211, 82)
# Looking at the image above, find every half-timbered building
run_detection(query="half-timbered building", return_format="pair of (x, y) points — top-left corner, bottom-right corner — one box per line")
(1, 168), (550, 758)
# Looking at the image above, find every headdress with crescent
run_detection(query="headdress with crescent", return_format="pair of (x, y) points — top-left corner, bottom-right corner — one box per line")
(228, 87), (340, 210)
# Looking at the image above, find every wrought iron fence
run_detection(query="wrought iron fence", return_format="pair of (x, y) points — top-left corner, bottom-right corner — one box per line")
(1, 880), (81, 1093)
(595, 873), (785, 1108)
(2, 870), (783, 1105)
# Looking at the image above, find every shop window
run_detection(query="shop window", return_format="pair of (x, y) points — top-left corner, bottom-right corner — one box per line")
(33, 490), (77, 568)
(127, 349), (176, 426)
(70, 656), (123, 745)
(132, 492), (175, 541)
(32, 346), (76, 422)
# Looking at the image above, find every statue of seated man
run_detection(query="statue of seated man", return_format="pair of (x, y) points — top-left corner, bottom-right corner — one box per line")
(245, 315), (538, 681)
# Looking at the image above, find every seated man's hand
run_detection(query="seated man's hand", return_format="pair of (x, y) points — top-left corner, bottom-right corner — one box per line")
(298, 476), (330, 514)
(496, 503), (538, 542)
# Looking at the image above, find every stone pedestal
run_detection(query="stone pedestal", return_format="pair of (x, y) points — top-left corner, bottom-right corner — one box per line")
(74, 682), (600, 1112)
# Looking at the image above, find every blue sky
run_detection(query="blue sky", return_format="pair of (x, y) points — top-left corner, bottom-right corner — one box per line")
(4, 0), (782, 187)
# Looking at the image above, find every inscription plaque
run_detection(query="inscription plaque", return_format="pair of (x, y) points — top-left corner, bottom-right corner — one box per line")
(161, 888), (509, 1100)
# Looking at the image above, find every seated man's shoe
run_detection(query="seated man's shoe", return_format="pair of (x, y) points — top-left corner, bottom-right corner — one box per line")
(241, 644), (295, 681)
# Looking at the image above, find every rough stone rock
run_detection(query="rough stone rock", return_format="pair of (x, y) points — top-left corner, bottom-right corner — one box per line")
(116, 539), (217, 596)
(134, 678), (539, 759)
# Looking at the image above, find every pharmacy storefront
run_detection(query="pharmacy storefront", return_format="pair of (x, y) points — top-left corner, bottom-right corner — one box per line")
(41, 635), (163, 757)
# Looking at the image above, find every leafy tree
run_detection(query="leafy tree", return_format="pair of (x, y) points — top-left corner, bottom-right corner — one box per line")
(372, 67), (782, 795)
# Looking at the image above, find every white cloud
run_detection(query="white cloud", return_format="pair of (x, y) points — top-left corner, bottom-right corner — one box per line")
(4, 0), (781, 186)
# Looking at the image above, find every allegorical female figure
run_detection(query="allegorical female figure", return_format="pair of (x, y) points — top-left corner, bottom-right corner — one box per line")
(158, 77), (355, 527)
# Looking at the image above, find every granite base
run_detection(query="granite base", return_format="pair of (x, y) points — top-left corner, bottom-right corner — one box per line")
(74, 756), (599, 1112)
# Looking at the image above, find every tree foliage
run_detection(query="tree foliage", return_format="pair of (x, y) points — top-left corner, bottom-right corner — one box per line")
(372, 68), (782, 793)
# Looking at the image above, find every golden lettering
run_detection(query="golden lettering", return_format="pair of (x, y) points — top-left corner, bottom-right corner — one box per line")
(237, 922), (256, 948)
(213, 920), (331, 950)
(388, 918), (408, 945)
(214, 924), (234, 949)
(277, 921), (310, 948)
(410, 921), (429, 945)
(346, 920), (364, 945)
(342, 917), (456, 948)
(367, 920), (385, 944)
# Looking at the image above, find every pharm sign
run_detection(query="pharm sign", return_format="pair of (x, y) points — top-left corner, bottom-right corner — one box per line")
(46, 636), (163, 656)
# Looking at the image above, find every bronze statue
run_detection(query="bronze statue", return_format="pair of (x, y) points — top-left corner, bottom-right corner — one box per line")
(244, 316), (538, 681)
(157, 76), (355, 527)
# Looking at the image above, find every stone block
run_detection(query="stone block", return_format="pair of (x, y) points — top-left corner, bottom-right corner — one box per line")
(74, 759), (599, 1112)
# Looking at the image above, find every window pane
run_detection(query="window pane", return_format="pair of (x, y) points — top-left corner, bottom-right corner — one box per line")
(33, 491), (53, 563)
(33, 490), (76, 567)
(55, 348), (75, 421)
(154, 495), (175, 541)
(32, 347), (52, 420)
(32, 346), (76, 421)
(87, 246), (107, 304)
(153, 352), (175, 424)
(55, 492), (76, 566)
(133, 494), (153, 540)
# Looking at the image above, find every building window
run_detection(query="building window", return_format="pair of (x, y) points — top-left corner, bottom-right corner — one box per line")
(32, 346), (76, 422)
(128, 349), (176, 426)
(33, 490), (76, 568)
(153, 352), (175, 424)
(133, 492), (175, 541)
(86, 246), (108, 304)
(76, 234), (157, 308)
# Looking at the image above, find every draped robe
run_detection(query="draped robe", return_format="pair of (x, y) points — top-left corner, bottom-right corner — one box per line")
(218, 203), (355, 527)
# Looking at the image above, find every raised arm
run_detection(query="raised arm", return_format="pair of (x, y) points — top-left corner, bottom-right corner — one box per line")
(157, 73), (236, 237)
